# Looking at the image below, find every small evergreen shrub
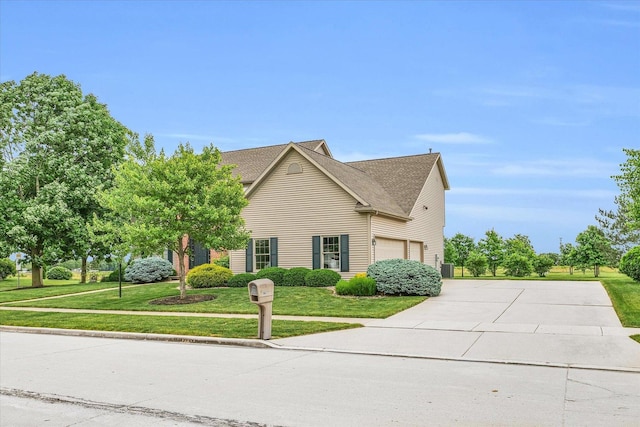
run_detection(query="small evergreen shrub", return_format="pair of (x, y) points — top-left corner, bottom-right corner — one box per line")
(256, 267), (287, 286)
(283, 267), (312, 286)
(47, 266), (73, 280)
(213, 255), (229, 269)
(367, 259), (442, 296)
(228, 273), (257, 288)
(0, 258), (17, 280)
(336, 275), (377, 296)
(305, 269), (342, 287)
(620, 246), (640, 282)
(503, 254), (533, 277)
(466, 251), (488, 277)
(187, 264), (233, 288)
(124, 257), (173, 283)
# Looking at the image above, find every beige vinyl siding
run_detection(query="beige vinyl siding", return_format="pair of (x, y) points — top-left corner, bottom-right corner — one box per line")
(407, 160), (446, 269)
(229, 150), (369, 279)
(370, 159), (446, 270)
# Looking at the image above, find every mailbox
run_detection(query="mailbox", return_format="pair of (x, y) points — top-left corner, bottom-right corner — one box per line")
(248, 279), (274, 304)
(248, 278), (274, 339)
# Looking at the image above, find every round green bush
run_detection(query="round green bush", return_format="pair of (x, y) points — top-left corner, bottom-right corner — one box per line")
(187, 264), (233, 288)
(255, 267), (287, 286)
(367, 259), (442, 296)
(305, 269), (342, 287)
(47, 266), (73, 280)
(503, 253), (533, 277)
(228, 273), (257, 288)
(620, 246), (640, 282)
(124, 257), (174, 283)
(0, 258), (17, 280)
(466, 251), (487, 277)
(282, 267), (312, 286)
(101, 266), (128, 282)
(336, 276), (377, 296)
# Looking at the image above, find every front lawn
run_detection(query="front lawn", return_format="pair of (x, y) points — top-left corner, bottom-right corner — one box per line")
(600, 276), (640, 328)
(0, 278), (121, 303)
(3, 283), (426, 318)
(0, 310), (359, 339)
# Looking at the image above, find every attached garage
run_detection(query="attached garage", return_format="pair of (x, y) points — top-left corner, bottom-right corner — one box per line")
(409, 241), (423, 262)
(374, 237), (406, 261)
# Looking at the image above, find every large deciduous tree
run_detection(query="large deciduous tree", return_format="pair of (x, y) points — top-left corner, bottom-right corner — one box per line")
(0, 73), (128, 287)
(613, 148), (640, 230)
(99, 135), (249, 299)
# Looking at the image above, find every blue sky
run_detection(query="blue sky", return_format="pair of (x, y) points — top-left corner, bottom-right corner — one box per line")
(2, 1), (638, 253)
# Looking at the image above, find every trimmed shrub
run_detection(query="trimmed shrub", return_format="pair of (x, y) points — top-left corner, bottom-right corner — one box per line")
(533, 254), (554, 277)
(47, 266), (73, 280)
(367, 259), (442, 296)
(213, 255), (229, 269)
(620, 246), (640, 282)
(305, 269), (342, 287)
(466, 251), (488, 277)
(503, 254), (533, 277)
(336, 275), (377, 296)
(101, 266), (128, 282)
(283, 267), (312, 286)
(187, 263), (233, 288)
(0, 258), (17, 280)
(256, 267), (287, 286)
(124, 257), (173, 283)
(228, 273), (257, 288)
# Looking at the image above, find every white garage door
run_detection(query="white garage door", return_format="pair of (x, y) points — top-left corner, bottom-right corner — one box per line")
(375, 238), (406, 261)
(409, 241), (423, 262)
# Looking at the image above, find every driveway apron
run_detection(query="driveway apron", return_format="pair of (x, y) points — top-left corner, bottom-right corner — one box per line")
(273, 280), (640, 371)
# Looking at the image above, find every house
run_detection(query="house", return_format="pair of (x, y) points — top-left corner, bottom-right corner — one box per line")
(212, 139), (450, 279)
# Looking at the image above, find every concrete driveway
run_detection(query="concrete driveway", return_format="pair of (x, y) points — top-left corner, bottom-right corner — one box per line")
(274, 280), (640, 371)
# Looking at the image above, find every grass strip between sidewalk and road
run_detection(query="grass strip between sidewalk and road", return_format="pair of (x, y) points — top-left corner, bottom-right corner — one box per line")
(0, 310), (360, 339)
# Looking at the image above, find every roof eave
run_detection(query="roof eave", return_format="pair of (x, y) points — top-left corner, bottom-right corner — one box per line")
(354, 206), (412, 222)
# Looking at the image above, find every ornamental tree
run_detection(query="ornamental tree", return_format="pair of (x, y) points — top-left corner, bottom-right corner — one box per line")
(478, 229), (505, 276)
(573, 225), (615, 277)
(448, 233), (475, 277)
(613, 148), (640, 231)
(0, 73), (129, 287)
(99, 135), (249, 299)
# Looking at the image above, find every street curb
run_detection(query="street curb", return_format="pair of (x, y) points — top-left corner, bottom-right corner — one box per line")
(2, 326), (638, 373)
(0, 326), (278, 349)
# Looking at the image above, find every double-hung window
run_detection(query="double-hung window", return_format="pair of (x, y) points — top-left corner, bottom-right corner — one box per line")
(322, 236), (340, 270)
(255, 239), (270, 270)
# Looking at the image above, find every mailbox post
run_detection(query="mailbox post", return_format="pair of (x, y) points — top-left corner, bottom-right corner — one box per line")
(248, 278), (274, 339)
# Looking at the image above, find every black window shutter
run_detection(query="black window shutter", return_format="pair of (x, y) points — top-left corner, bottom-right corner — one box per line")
(340, 234), (349, 272)
(245, 238), (253, 272)
(312, 236), (321, 269)
(167, 249), (173, 264)
(270, 237), (278, 267)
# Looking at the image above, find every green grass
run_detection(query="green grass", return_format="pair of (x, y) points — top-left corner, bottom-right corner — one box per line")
(452, 266), (621, 281)
(3, 283), (426, 318)
(0, 310), (359, 339)
(0, 277), (121, 303)
(600, 276), (640, 328)
(631, 335), (640, 344)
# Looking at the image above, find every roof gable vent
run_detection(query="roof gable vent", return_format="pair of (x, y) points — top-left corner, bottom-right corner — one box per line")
(287, 162), (303, 174)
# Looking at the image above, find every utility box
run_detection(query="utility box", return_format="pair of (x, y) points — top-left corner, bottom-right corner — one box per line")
(248, 278), (274, 339)
(441, 263), (454, 279)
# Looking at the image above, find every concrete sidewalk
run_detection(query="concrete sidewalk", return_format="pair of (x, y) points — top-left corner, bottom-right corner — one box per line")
(273, 280), (640, 371)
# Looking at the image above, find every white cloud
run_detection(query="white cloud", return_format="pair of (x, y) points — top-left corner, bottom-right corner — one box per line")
(414, 132), (492, 144)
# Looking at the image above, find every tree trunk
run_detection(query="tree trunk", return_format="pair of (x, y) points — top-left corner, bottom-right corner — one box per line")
(594, 264), (600, 277)
(176, 240), (186, 299)
(80, 257), (87, 283)
(31, 247), (44, 288)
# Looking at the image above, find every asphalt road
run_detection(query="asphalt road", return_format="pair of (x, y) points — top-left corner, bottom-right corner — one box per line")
(2, 331), (639, 426)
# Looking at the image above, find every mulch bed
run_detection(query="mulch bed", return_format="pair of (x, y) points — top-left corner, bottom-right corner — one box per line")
(149, 294), (216, 305)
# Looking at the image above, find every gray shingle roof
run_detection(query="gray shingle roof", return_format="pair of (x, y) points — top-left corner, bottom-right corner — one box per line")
(221, 140), (446, 219)
(346, 154), (442, 215)
(221, 140), (326, 184)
